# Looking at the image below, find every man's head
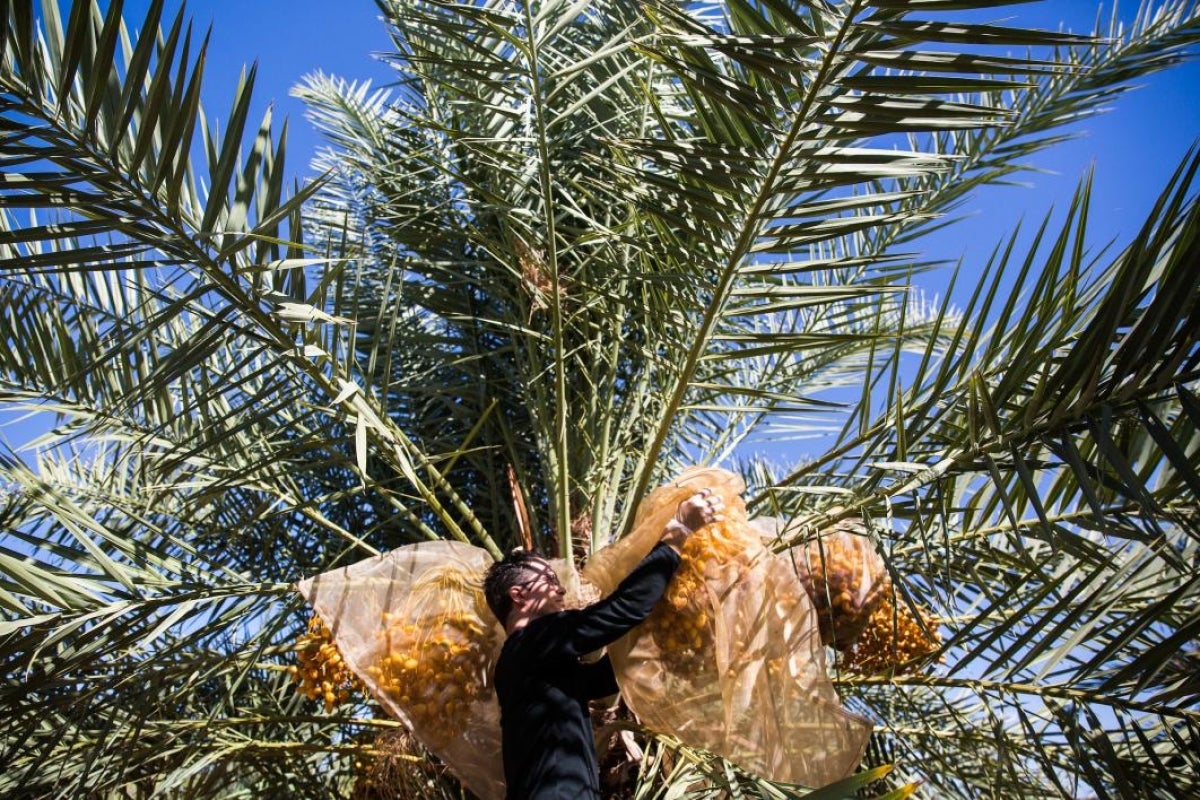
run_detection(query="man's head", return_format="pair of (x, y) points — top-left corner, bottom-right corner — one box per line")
(483, 549), (566, 629)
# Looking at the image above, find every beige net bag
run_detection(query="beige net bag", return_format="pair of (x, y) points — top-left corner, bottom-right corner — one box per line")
(607, 470), (873, 788)
(297, 468), (876, 795)
(791, 521), (890, 650)
(581, 466), (746, 595)
(297, 541), (506, 800)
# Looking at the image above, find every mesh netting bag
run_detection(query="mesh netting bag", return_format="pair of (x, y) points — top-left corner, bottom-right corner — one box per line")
(297, 541), (506, 800)
(788, 520), (891, 650)
(298, 468), (875, 795)
(581, 466), (746, 595)
(608, 470), (873, 788)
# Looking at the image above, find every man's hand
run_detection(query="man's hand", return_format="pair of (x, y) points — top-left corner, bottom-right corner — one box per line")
(662, 488), (725, 551)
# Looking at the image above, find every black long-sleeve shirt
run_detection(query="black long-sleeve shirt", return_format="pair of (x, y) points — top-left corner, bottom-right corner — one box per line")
(494, 542), (682, 800)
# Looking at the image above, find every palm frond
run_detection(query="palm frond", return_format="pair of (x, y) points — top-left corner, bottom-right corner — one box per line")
(756, 146), (1200, 797)
(4, 0), (1200, 796)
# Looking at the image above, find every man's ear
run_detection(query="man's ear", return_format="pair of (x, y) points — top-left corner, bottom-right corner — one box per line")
(508, 584), (524, 607)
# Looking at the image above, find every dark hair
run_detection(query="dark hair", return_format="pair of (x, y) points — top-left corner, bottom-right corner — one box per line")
(483, 549), (545, 626)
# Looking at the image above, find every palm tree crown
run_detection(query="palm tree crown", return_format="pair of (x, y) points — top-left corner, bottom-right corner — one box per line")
(2, 0), (1198, 796)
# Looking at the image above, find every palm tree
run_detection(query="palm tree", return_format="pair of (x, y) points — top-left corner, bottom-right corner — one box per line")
(2, 0), (1198, 797)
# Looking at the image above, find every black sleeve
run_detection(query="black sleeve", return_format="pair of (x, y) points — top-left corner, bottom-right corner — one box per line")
(557, 542), (681, 658)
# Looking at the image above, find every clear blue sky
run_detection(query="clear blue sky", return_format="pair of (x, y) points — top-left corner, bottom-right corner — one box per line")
(169, 1), (1198, 243)
(140, 0), (1198, 255)
(3, 1), (1198, 453)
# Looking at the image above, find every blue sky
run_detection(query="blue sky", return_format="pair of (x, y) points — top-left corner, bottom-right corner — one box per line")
(144, 0), (1198, 254)
(3, 1), (1198, 453)
(171, 0), (1197, 251)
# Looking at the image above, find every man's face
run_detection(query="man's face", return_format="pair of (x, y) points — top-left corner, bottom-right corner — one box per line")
(511, 558), (566, 618)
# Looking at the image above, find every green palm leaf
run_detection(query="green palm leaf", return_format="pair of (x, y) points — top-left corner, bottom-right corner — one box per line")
(3, 0), (1199, 796)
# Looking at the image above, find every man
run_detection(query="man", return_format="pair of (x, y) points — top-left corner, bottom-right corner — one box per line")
(483, 490), (723, 799)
